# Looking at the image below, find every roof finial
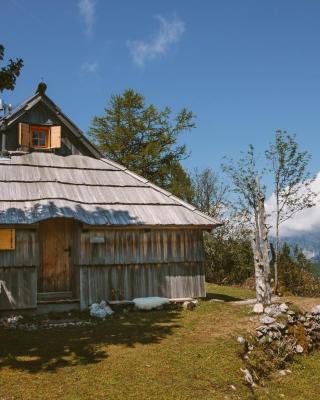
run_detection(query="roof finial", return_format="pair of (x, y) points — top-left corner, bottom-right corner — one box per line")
(35, 80), (47, 95)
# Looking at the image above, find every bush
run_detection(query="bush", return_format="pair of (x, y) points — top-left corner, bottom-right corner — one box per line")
(278, 244), (320, 296)
(204, 229), (254, 285)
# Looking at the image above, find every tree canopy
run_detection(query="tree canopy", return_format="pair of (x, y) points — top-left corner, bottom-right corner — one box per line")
(89, 89), (195, 197)
(0, 44), (23, 92)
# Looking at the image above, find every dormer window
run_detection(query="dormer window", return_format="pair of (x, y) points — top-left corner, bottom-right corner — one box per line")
(31, 126), (49, 148)
(18, 123), (61, 150)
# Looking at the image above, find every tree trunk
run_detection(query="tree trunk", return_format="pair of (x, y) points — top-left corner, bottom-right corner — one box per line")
(252, 177), (272, 305)
(274, 212), (280, 292)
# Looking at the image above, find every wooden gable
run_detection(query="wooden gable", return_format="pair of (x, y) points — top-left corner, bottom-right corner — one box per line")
(2, 94), (101, 158)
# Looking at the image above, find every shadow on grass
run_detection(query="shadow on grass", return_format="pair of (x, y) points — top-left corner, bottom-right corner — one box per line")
(204, 293), (244, 302)
(0, 309), (182, 374)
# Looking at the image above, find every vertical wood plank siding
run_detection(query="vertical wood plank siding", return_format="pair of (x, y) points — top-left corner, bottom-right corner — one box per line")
(78, 229), (206, 308)
(80, 263), (205, 309)
(0, 230), (38, 267)
(0, 226), (206, 310)
(77, 229), (205, 265)
(0, 229), (38, 310)
(0, 267), (37, 309)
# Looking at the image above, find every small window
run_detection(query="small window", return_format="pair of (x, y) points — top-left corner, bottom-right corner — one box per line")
(30, 126), (49, 148)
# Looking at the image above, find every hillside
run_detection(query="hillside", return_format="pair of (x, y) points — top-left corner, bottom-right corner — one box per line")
(1, 284), (320, 400)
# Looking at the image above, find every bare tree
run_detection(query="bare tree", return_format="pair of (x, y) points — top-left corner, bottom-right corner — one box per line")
(191, 168), (228, 219)
(223, 145), (272, 305)
(265, 130), (318, 290)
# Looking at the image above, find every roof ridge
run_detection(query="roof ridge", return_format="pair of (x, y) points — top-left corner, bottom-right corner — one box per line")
(0, 93), (40, 123)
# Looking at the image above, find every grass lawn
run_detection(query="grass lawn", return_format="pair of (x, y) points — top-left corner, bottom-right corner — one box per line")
(0, 284), (319, 400)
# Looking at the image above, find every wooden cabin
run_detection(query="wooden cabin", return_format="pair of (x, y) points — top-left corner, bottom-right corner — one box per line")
(0, 87), (220, 313)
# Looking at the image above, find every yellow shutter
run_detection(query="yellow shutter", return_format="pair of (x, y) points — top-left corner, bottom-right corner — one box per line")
(18, 123), (30, 147)
(50, 126), (61, 148)
(0, 229), (16, 250)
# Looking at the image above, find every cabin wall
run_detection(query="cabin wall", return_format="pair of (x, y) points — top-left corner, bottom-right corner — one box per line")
(0, 225), (207, 311)
(77, 228), (206, 308)
(0, 229), (38, 310)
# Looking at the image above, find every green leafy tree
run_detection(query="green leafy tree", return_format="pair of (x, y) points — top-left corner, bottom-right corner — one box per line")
(0, 44), (23, 92)
(265, 130), (318, 290)
(204, 219), (254, 285)
(89, 89), (195, 196)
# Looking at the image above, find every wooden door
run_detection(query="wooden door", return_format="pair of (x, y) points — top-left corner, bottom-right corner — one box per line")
(38, 219), (74, 293)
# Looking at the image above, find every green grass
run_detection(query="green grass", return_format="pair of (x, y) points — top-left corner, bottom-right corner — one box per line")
(205, 282), (255, 301)
(0, 284), (319, 400)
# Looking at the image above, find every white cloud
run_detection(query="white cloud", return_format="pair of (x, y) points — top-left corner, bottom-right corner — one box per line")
(78, 0), (95, 36)
(127, 15), (185, 67)
(266, 172), (320, 237)
(81, 61), (99, 72)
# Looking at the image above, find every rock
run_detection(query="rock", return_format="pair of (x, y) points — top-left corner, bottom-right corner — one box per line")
(264, 305), (281, 317)
(260, 315), (276, 325)
(279, 303), (289, 313)
(273, 322), (286, 331)
(256, 325), (269, 333)
(311, 305), (320, 315)
(237, 336), (246, 345)
(183, 300), (197, 310)
(252, 303), (264, 314)
(279, 369), (288, 376)
(240, 368), (256, 387)
(296, 344), (304, 353)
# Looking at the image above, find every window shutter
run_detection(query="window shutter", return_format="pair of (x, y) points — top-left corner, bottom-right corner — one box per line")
(0, 229), (16, 250)
(50, 126), (61, 148)
(18, 123), (30, 147)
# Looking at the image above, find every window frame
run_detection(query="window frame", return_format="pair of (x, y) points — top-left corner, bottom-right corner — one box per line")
(30, 125), (50, 149)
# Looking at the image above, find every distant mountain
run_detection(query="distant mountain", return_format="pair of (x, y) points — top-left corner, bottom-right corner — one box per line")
(280, 232), (320, 260)
(278, 232), (320, 275)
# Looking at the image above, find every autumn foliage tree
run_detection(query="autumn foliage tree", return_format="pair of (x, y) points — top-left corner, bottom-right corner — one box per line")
(89, 89), (195, 198)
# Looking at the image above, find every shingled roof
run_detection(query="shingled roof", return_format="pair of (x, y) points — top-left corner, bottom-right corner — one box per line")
(0, 152), (220, 227)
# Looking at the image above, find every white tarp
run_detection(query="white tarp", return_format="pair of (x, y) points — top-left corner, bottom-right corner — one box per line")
(132, 297), (170, 310)
(90, 300), (114, 318)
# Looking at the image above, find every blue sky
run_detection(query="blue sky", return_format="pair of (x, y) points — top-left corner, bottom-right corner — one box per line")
(2, 0), (320, 181)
